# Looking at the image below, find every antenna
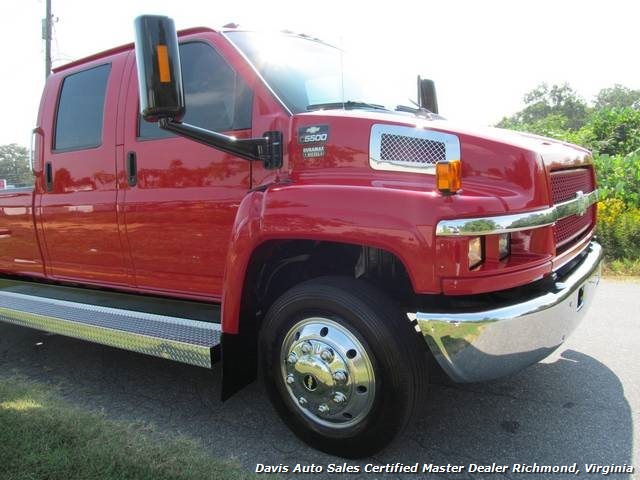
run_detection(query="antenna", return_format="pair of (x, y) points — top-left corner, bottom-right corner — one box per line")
(339, 35), (345, 109)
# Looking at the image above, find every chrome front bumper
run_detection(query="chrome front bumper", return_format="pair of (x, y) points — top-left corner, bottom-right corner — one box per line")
(414, 241), (603, 383)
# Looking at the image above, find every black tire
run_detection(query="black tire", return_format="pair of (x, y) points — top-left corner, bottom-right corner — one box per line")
(259, 276), (428, 458)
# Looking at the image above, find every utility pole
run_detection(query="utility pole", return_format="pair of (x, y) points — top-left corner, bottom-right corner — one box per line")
(43, 0), (52, 78)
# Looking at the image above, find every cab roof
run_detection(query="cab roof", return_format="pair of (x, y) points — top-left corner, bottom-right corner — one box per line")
(52, 27), (216, 74)
(52, 26), (335, 74)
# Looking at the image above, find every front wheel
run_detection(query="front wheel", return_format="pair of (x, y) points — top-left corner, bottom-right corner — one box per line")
(259, 276), (427, 458)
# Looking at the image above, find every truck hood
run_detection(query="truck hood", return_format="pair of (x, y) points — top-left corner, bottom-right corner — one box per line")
(292, 109), (594, 212)
(298, 108), (592, 168)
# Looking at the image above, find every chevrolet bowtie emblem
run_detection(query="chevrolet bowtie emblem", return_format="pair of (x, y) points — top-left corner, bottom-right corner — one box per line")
(305, 126), (321, 134)
(575, 190), (587, 216)
(303, 374), (318, 391)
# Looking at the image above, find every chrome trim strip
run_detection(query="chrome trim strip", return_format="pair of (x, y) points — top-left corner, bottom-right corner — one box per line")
(221, 32), (294, 116)
(436, 189), (598, 236)
(369, 124), (461, 175)
(0, 290), (220, 368)
(412, 241), (602, 383)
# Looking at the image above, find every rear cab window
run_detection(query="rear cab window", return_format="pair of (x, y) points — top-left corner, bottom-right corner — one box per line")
(54, 64), (111, 151)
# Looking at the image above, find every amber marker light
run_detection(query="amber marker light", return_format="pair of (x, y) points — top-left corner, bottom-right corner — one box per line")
(156, 45), (171, 83)
(436, 159), (462, 195)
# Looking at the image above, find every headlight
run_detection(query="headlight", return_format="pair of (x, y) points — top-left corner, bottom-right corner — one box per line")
(468, 237), (484, 269)
(498, 233), (511, 260)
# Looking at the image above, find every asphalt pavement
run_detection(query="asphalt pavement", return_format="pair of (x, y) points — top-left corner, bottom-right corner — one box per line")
(0, 279), (638, 479)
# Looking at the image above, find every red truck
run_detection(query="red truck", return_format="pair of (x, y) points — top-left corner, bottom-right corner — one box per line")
(0, 16), (601, 457)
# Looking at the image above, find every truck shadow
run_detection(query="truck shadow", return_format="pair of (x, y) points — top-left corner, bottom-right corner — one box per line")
(399, 348), (634, 479)
(0, 324), (633, 480)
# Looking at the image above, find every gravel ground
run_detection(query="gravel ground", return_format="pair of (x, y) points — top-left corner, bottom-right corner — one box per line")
(0, 278), (637, 480)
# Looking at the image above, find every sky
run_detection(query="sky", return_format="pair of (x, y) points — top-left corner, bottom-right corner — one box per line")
(0, 0), (638, 147)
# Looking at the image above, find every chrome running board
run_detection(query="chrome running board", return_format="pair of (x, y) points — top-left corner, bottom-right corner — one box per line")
(0, 289), (220, 368)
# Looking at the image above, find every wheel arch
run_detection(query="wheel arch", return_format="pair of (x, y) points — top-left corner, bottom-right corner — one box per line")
(220, 186), (429, 399)
(221, 237), (416, 399)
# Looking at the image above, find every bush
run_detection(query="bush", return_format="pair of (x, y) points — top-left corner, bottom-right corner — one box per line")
(593, 152), (640, 207)
(605, 259), (640, 276)
(596, 198), (640, 261)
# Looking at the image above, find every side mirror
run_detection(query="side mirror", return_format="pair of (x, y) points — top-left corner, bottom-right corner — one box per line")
(134, 15), (185, 122)
(132, 15), (282, 169)
(417, 76), (439, 114)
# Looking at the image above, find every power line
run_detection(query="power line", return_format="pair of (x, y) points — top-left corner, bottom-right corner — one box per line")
(51, 21), (72, 64)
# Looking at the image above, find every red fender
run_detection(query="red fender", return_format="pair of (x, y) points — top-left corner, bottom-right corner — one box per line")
(220, 183), (442, 334)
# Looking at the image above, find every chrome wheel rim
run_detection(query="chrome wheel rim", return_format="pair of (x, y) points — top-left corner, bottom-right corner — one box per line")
(280, 317), (375, 429)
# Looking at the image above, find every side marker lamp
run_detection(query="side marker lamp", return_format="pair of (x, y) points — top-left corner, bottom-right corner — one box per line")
(436, 159), (461, 194)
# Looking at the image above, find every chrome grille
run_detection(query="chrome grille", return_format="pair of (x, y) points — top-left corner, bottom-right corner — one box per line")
(379, 133), (446, 165)
(550, 168), (596, 250)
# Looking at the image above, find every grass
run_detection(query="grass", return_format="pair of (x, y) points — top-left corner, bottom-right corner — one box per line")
(602, 259), (640, 277)
(0, 377), (256, 480)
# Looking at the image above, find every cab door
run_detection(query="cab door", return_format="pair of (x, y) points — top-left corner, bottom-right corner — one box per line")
(122, 40), (253, 300)
(39, 54), (130, 287)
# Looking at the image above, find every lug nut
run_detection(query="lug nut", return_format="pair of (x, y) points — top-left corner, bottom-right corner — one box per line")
(287, 353), (298, 365)
(318, 403), (330, 414)
(333, 370), (347, 383)
(301, 342), (313, 354)
(332, 392), (347, 404)
(298, 396), (308, 407)
(320, 349), (334, 363)
(286, 374), (295, 384)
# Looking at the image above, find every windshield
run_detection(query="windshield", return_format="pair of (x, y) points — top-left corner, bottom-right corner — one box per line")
(225, 31), (412, 114)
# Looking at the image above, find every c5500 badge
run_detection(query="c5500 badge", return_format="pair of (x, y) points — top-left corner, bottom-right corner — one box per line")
(298, 124), (329, 144)
(299, 124), (329, 158)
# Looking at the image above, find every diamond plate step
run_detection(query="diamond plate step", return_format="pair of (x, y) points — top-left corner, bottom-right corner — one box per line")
(0, 290), (220, 368)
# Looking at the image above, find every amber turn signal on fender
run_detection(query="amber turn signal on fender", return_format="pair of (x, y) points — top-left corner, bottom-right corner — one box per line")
(436, 159), (461, 194)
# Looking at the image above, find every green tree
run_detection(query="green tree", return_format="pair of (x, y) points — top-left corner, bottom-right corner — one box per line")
(588, 108), (640, 156)
(594, 84), (640, 110)
(497, 82), (589, 131)
(0, 143), (33, 187)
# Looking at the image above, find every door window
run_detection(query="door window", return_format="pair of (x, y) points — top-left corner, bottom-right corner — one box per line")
(139, 42), (252, 139)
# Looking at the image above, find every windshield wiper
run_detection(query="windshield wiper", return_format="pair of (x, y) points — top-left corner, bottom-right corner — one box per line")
(395, 102), (445, 120)
(306, 101), (388, 112)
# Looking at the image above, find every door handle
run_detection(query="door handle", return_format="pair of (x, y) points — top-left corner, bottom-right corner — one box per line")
(126, 151), (137, 187)
(45, 161), (53, 192)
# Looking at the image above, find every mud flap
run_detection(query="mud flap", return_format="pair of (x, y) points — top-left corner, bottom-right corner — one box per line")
(221, 331), (258, 400)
